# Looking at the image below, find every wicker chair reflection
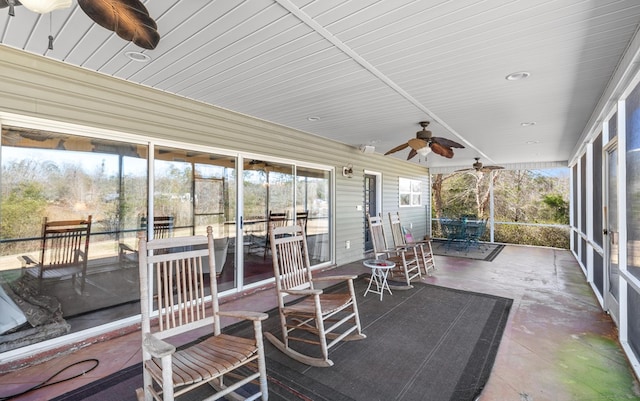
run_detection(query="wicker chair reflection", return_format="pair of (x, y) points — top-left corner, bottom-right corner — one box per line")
(19, 215), (92, 294)
(265, 224), (365, 367)
(136, 227), (268, 401)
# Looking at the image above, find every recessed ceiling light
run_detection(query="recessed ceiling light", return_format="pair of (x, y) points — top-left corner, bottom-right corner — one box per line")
(526, 140), (540, 144)
(521, 122), (536, 127)
(505, 71), (530, 81)
(307, 116), (321, 122)
(125, 51), (151, 62)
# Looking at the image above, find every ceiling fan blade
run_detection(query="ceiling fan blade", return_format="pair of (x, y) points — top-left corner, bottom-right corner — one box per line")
(384, 142), (409, 155)
(407, 148), (418, 160)
(483, 165), (504, 171)
(407, 137), (428, 151)
(430, 142), (455, 158)
(431, 137), (465, 149)
(78, 0), (160, 50)
(455, 167), (473, 172)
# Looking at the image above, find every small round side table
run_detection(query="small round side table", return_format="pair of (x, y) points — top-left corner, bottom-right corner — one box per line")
(362, 259), (395, 300)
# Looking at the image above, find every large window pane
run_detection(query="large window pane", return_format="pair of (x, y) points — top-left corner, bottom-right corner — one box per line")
(153, 146), (236, 290)
(297, 166), (331, 264)
(0, 126), (335, 354)
(153, 146), (195, 238)
(0, 126), (147, 350)
(243, 160), (294, 286)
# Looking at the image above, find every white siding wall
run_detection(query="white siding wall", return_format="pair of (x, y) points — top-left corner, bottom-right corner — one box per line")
(0, 46), (430, 267)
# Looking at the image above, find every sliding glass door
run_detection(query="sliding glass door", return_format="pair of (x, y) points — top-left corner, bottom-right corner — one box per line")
(298, 166), (331, 264)
(0, 123), (334, 354)
(242, 159), (294, 286)
(152, 145), (237, 291)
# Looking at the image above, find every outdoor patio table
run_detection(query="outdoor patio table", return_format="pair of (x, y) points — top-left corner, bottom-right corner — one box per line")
(363, 258), (395, 300)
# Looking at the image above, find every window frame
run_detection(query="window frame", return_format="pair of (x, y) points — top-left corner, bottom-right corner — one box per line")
(399, 177), (422, 207)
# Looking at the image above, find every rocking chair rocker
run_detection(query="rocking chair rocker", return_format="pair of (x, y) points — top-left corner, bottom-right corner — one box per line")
(265, 224), (366, 367)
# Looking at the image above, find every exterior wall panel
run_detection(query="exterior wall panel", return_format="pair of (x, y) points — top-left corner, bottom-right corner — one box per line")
(0, 46), (430, 271)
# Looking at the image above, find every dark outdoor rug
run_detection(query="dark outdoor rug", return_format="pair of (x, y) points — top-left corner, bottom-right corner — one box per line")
(431, 239), (505, 261)
(51, 279), (512, 401)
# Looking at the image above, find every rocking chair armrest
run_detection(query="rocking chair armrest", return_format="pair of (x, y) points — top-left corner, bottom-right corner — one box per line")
(18, 255), (38, 267)
(394, 245), (417, 252)
(285, 288), (323, 296)
(75, 249), (87, 262)
(313, 275), (357, 282)
(217, 310), (268, 321)
(119, 243), (136, 253)
(143, 333), (175, 358)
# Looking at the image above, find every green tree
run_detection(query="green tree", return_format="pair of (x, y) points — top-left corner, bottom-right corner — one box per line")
(1, 182), (47, 252)
(432, 168), (570, 248)
(542, 193), (569, 224)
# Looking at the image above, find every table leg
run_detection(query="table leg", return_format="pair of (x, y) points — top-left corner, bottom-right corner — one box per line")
(364, 268), (377, 297)
(377, 268), (392, 300)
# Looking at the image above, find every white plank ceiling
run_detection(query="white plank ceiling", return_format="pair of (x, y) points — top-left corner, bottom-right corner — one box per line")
(2, 0), (640, 169)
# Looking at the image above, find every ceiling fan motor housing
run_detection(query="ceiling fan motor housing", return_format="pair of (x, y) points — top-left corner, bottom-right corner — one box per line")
(417, 129), (432, 140)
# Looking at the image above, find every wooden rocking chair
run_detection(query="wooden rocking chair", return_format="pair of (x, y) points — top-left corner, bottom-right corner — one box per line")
(137, 226), (268, 401)
(119, 216), (174, 267)
(388, 212), (436, 276)
(265, 224), (365, 367)
(367, 213), (422, 287)
(263, 211), (287, 259)
(295, 210), (309, 234)
(19, 216), (92, 294)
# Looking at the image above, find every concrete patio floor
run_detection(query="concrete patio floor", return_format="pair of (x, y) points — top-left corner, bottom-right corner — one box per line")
(0, 244), (638, 400)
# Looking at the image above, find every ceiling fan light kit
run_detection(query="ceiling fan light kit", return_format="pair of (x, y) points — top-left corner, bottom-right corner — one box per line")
(385, 121), (465, 161)
(417, 146), (431, 156)
(20, 0), (70, 13)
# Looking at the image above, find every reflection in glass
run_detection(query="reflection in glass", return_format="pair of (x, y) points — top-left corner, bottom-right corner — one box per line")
(297, 167), (331, 264)
(153, 146), (236, 290)
(243, 160), (293, 286)
(0, 126), (334, 353)
(0, 126), (148, 351)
